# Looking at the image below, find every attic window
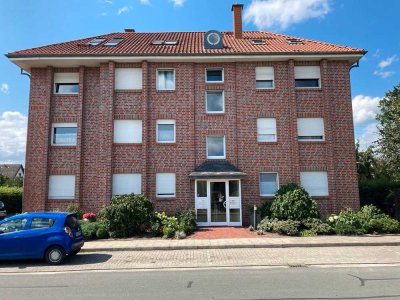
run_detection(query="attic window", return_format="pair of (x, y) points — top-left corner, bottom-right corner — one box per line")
(251, 39), (266, 45)
(151, 40), (178, 46)
(88, 38), (106, 46)
(104, 38), (124, 46)
(151, 40), (164, 45)
(286, 38), (304, 45)
(164, 40), (178, 45)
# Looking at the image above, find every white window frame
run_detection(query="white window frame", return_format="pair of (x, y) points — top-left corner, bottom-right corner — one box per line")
(53, 73), (79, 95)
(297, 118), (325, 142)
(156, 119), (176, 143)
(257, 118), (277, 142)
(156, 173), (176, 198)
(300, 171), (329, 196)
(255, 67), (275, 89)
(294, 66), (321, 88)
(113, 120), (142, 144)
(259, 172), (279, 197)
(48, 175), (76, 200)
(156, 68), (175, 91)
(114, 68), (143, 90)
(206, 136), (226, 159)
(205, 68), (224, 83)
(206, 91), (225, 114)
(112, 174), (142, 196)
(51, 123), (77, 146)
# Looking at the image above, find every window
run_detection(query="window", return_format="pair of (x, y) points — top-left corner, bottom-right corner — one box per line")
(164, 40), (178, 45)
(54, 73), (79, 94)
(297, 118), (325, 141)
(51, 123), (77, 146)
(251, 39), (266, 45)
(115, 68), (142, 90)
(206, 91), (224, 113)
(294, 66), (321, 88)
(206, 68), (223, 82)
(151, 40), (164, 45)
(156, 173), (176, 198)
(287, 38), (304, 45)
(48, 175), (75, 200)
(112, 174), (142, 196)
(30, 218), (55, 229)
(196, 181), (207, 197)
(256, 67), (274, 89)
(229, 180), (240, 197)
(260, 173), (278, 196)
(157, 120), (175, 143)
(300, 171), (329, 196)
(157, 69), (175, 90)
(113, 120), (142, 143)
(104, 38), (124, 46)
(207, 136), (225, 159)
(257, 118), (277, 142)
(0, 218), (28, 233)
(88, 38), (106, 46)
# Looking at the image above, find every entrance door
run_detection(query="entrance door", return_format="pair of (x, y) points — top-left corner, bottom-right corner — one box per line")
(210, 182), (227, 225)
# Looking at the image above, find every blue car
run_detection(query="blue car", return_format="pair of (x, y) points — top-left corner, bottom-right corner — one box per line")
(0, 212), (84, 265)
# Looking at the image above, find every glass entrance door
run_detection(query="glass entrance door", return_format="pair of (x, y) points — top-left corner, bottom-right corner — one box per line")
(210, 182), (227, 223)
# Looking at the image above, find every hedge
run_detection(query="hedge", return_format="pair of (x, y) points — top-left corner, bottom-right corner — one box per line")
(0, 186), (23, 214)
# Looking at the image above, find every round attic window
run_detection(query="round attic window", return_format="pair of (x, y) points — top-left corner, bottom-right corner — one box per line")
(207, 32), (221, 45)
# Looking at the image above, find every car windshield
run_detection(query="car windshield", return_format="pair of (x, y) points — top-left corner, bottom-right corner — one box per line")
(66, 215), (78, 228)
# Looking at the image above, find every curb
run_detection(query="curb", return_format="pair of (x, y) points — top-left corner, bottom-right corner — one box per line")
(81, 241), (400, 252)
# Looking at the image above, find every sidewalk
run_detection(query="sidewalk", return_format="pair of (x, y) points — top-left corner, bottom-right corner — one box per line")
(82, 234), (400, 252)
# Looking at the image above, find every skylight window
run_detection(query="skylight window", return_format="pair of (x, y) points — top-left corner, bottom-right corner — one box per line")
(88, 38), (106, 46)
(164, 40), (178, 45)
(150, 40), (178, 46)
(104, 38), (124, 46)
(286, 38), (304, 45)
(151, 40), (164, 45)
(251, 39), (266, 45)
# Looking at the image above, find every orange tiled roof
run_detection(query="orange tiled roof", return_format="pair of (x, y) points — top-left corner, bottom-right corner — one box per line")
(6, 31), (365, 58)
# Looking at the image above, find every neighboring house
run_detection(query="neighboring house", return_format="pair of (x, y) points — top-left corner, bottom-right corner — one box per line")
(6, 4), (365, 226)
(0, 164), (24, 180)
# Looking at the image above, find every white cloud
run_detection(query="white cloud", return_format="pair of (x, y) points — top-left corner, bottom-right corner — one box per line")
(170, 0), (185, 7)
(357, 122), (380, 150)
(244, 0), (330, 30)
(140, 0), (150, 5)
(378, 55), (398, 69)
(0, 111), (27, 163)
(0, 83), (9, 94)
(117, 6), (132, 15)
(100, 12), (108, 17)
(374, 70), (395, 79)
(352, 94), (381, 125)
(100, 0), (113, 4)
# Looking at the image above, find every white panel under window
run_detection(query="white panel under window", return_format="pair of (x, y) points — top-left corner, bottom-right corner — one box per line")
(113, 120), (142, 143)
(257, 118), (277, 142)
(115, 68), (142, 90)
(54, 73), (79, 94)
(157, 69), (175, 90)
(54, 73), (79, 84)
(260, 173), (278, 196)
(294, 66), (321, 79)
(112, 174), (142, 196)
(48, 175), (75, 200)
(297, 118), (324, 141)
(51, 123), (77, 146)
(256, 67), (274, 89)
(157, 119), (175, 143)
(156, 173), (176, 198)
(300, 171), (329, 196)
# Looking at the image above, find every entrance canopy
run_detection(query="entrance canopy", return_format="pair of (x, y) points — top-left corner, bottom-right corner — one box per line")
(189, 161), (246, 179)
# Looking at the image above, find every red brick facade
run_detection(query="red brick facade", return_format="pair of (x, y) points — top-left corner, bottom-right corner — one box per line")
(22, 59), (360, 225)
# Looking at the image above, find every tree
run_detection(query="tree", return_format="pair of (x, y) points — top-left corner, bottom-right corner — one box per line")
(376, 84), (400, 181)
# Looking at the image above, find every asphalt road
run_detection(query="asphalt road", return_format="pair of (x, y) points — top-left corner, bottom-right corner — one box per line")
(1, 266), (400, 300)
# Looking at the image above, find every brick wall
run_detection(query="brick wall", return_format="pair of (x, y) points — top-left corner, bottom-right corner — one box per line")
(24, 59), (359, 224)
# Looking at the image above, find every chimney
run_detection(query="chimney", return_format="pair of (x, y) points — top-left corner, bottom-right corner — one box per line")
(231, 3), (243, 39)
(124, 28), (135, 32)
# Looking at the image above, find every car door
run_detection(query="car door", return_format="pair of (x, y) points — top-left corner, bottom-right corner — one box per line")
(0, 217), (29, 259)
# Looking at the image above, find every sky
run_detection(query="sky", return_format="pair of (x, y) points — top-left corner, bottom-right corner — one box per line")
(0, 0), (399, 164)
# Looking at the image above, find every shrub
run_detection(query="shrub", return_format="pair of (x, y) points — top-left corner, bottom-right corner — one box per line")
(334, 222), (366, 235)
(176, 210), (197, 235)
(270, 189), (319, 221)
(275, 183), (307, 197)
(96, 226), (109, 239)
(368, 216), (399, 233)
(272, 220), (300, 236)
(357, 205), (384, 222)
(66, 202), (83, 219)
(79, 221), (100, 240)
(331, 208), (366, 235)
(156, 212), (180, 239)
(259, 201), (273, 219)
(0, 186), (22, 214)
(83, 212), (96, 222)
(99, 194), (154, 238)
(299, 229), (317, 237)
(301, 218), (334, 235)
(257, 217), (278, 232)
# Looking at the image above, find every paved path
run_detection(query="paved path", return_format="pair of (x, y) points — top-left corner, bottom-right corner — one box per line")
(82, 234), (400, 252)
(1, 246), (400, 274)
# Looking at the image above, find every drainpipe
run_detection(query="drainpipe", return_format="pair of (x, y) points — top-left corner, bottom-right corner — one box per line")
(349, 61), (359, 71)
(20, 68), (31, 78)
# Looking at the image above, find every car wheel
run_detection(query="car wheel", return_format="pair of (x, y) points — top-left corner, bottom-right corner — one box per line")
(45, 246), (66, 265)
(70, 249), (81, 256)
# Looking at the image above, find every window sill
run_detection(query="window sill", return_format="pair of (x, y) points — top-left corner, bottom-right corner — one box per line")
(298, 141), (326, 144)
(113, 143), (142, 146)
(255, 88), (275, 92)
(156, 197), (176, 200)
(206, 112), (225, 115)
(48, 198), (75, 201)
(49, 145), (77, 149)
(156, 142), (176, 145)
(115, 89), (143, 93)
(257, 141), (278, 145)
(53, 93), (79, 97)
(156, 89), (176, 93)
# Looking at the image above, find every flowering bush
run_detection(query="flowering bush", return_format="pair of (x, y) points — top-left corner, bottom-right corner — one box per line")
(83, 212), (96, 222)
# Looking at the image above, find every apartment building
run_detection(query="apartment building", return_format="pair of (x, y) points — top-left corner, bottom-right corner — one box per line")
(7, 4), (365, 226)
